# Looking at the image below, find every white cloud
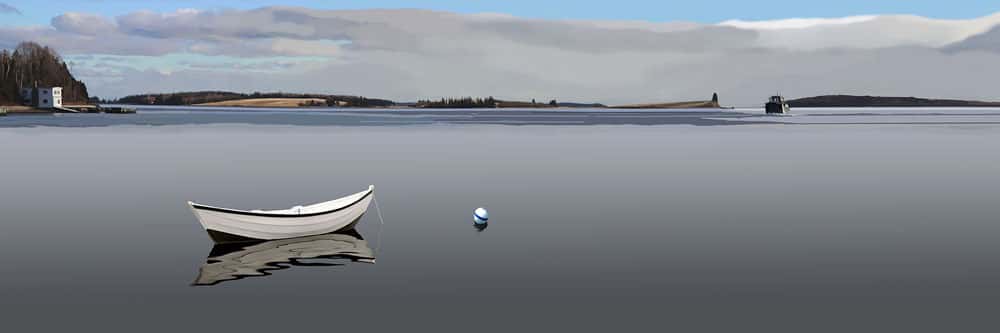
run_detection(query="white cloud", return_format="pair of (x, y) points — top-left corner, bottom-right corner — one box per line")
(720, 15), (879, 30)
(722, 13), (1000, 50)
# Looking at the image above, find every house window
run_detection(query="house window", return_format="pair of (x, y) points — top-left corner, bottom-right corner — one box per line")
(43, 90), (48, 94)
(43, 99), (48, 104)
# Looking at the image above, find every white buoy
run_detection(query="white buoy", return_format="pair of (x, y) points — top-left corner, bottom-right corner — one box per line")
(473, 207), (489, 225)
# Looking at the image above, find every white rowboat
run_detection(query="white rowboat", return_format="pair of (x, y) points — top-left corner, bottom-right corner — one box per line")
(188, 185), (374, 243)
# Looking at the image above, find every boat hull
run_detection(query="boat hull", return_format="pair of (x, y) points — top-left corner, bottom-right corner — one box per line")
(765, 102), (790, 114)
(189, 186), (374, 242)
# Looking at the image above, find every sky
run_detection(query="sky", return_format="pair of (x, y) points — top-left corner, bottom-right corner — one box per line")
(2, 1), (1000, 104)
(4, 0), (999, 23)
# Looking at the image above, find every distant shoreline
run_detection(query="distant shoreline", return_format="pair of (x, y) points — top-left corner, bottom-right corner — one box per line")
(112, 91), (730, 110)
(788, 95), (1000, 108)
(92, 92), (1000, 110)
(195, 98), (328, 108)
(609, 100), (722, 109)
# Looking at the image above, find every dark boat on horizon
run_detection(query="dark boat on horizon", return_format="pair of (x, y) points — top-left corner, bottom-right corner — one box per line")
(766, 95), (791, 114)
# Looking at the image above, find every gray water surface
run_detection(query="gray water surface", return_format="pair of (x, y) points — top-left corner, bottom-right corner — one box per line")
(1, 107), (999, 332)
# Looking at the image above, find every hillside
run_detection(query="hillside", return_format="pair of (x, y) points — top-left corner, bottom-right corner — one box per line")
(196, 98), (328, 108)
(788, 95), (1000, 107)
(0, 42), (89, 105)
(116, 91), (245, 105)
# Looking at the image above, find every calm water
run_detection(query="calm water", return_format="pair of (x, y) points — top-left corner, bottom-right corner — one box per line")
(1, 107), (999, 331)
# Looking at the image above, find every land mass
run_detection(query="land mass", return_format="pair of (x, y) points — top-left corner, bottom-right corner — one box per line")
(116, 91), (395, 108)
(611, 93), (722, 109)
(196, 98), (329, 108)
(788, 95), (1000, 108)
(611, 100), (721, 109)
(0, 42), (90, 106)
(116, 92), (726, 109)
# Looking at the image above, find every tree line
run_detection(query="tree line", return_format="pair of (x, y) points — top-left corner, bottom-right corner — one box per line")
(115, 91), (396, 107)
(0, 42), (90, 105)
(415, 97), (564, 108)
(416, 97), (499, 108)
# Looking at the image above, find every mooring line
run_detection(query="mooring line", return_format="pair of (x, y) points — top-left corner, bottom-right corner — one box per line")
(373, 196), (386, 256)
(374, 196), (385, 225)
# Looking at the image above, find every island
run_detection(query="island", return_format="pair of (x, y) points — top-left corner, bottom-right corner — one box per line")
(0, 42), (92, 113)
(788, 95), (1000, 108)
(610, 93), (722, 109)
(115, 91), (395, 108)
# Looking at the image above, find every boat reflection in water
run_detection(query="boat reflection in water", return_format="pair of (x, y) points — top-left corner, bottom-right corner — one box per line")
(193, 228), (375, 286)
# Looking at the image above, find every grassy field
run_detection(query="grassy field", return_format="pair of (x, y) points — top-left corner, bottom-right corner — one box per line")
(0, 105), (50, 113)
(195, 98), (327, 108)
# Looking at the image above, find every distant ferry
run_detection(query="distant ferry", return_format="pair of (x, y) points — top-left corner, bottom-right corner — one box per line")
(765, 95), (790, 114)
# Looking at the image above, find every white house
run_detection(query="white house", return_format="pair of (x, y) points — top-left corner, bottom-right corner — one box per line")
(38, 87), (62, 108)
(19, 87), (63, 109)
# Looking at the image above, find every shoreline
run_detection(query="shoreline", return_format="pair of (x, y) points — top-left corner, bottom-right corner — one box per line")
(0, 104), (134, 115)
(0, 106), (55, 114)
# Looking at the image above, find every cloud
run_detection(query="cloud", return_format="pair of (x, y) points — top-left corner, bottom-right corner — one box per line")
(4, 6), (1000, 104)
(945, 25), (1000, 53)
(25, 7), (1000, 56)
(187, 39), (344, 57)
(721, 14), (1000, 50)
(465, 18), (757, 53)
(0, 3), (20, 15)
(720, 15), (879, 30)
(52, 13), (117, 36)
(0, 25), (185, 56)
(115, 7), (356, 40)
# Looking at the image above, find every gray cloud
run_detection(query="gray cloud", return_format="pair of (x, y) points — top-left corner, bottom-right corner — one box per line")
(945, 25), (1000, 53)
(115, 7), (356, 40)
(0, 3), (20, 15)
(465, 18), (757, 53)
(0, 25), (184, 56)
(52, 13), (117, 36)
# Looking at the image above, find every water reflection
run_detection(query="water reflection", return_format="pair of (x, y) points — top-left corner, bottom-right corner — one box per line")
(193, 228), (375, 286)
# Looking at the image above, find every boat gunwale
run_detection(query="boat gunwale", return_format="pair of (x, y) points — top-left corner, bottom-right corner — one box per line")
(189, 188), (373, 218)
